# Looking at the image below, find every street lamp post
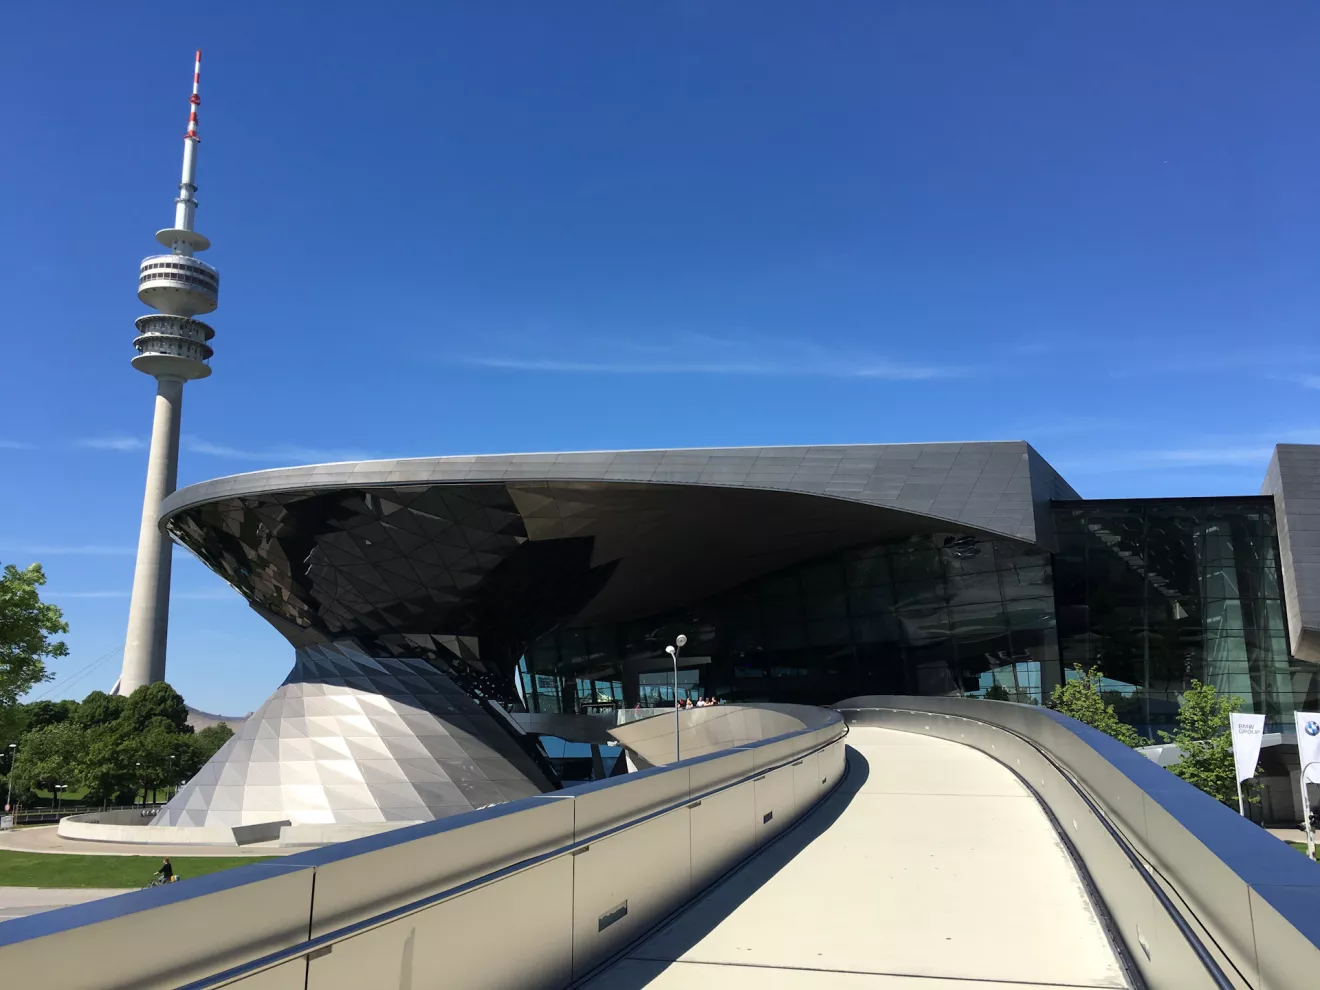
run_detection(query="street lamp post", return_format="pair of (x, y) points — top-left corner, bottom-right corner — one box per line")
(55, 784), (67, 814)
(4, 742), (15, 814)
(665, 634), (688, 763)
(135, 761), (142, 807)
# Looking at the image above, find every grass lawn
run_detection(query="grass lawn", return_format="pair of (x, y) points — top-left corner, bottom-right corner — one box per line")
(1288, 841), (1312, 856)
(0, 850), (271, 888)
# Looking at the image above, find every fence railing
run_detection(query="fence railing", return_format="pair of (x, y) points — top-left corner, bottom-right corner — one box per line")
(0, 705), (848, 990)
(834, 695), (1320, 990)
(3, 804), (161, 827)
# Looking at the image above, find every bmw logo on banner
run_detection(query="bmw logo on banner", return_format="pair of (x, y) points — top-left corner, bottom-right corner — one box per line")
(1296, 712), (1320, 784)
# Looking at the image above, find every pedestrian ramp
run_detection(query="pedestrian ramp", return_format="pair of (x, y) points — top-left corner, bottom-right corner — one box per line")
(583, 726), (1130, 989)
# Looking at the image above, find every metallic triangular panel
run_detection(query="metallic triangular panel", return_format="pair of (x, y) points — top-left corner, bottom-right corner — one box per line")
(153, 643), (553, 828)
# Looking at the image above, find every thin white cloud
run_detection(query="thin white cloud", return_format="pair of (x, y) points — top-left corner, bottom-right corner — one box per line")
(3, 544), (136, 556)
(1112, 347), (1320, 379)
(452, 329), (964, 381)
(72, 434), (376, 462)
(1056, 430), (1320, 475)
(0, 439), (36, 450)
(78, 435), (147, 452)
(463, 356), (959, 380)
(1142, 447), (1274, 468)
(48, 588), (239, 601)
(1059, 448), (1271, 474)
(182, 436), (379, 463)
(1287, 374), (1320, 390)
(174, 588), (240, 601)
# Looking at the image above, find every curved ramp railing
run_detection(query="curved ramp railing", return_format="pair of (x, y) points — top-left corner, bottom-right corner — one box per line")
(609, 702), (840, 767)
(0, 704), (846, 990)
(835, 696), (1320, 990)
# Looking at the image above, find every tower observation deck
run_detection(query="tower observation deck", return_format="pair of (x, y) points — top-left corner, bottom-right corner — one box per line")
(118, 50), (217, 695)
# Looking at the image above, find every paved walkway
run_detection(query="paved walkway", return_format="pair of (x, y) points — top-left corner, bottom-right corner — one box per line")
(0, 887), (125, 922)
(0, 825), (292, 857)
(585, 727), (1130, 989)
(1267, 826), (1311, 843)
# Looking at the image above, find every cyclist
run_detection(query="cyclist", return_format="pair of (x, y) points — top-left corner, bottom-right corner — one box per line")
(154, 857), (175, 885)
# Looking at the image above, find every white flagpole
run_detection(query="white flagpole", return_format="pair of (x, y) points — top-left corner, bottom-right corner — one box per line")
(1236, 776), (1245, 817)
(1303, 761), (1319, 862)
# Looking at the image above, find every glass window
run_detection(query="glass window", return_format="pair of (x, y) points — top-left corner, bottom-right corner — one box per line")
(1051, 497), (1288, 738)
(946, 570), (1005, 607)
(807, 618), (851, 646)
(845, 552), (891, 588)
(849, 583), (895, 615)
(898, 605), (952, 646)
(1004, 597), (1056, 631)
(891, 549), (944, 588)
(763, 623), (807, 650)
(804, 589), (850, 619)
(852, 613), (901, 644)
(948, 601), (1009, 640)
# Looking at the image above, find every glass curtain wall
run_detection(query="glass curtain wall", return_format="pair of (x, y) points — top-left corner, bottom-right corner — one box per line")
(520, 532), (1060, 710)
(1052, 498), (1307, 735)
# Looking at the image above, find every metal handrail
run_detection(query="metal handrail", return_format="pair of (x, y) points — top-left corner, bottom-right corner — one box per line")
(837, 705), (1235, 990)
(6, 804), (159, 824)
(174, 720), (847, 990)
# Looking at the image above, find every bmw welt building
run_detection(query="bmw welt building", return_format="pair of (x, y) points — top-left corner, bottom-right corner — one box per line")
(152, 441), (1320, 832)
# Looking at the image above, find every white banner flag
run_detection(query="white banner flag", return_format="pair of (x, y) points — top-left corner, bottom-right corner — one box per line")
(1295, 711), (1320, 785)
(1230, 713), (1265, 783)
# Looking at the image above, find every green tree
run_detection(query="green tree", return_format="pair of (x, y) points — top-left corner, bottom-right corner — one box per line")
(77, 722), (135, 805)
(124, 719), (196, 803)
(1050, 664), (1145, 747)
(20, 699), (78, 733)
(70, 685), (193, 804)
(120, 682), (191, 735)
(8, 678), (224, 808)
(1159, 680), (1249, 807)
(1, 563), (67, 740)
(9, 720), (84, 803)
(190, 723), (234, 769)
(71, 690), (126, 730)
(983, 683), (1012, 701)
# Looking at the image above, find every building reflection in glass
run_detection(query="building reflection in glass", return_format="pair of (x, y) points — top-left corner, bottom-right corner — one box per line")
(519, 532), (1060, 711)
(1052, 498), (1318, 736)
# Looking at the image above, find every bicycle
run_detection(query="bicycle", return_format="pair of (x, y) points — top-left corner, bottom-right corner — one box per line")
(142, 875), (177, 889)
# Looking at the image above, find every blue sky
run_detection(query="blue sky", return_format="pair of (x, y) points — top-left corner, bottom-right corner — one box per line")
(3, 2), (1319, 714)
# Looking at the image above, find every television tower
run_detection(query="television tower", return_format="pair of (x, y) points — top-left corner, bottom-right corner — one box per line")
(118, 50), (218, 694)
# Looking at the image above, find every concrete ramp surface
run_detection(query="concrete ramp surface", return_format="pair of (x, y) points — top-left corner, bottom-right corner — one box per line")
(585, 726), (1130, 989)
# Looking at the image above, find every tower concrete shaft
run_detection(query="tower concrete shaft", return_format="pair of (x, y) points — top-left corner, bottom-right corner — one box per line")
(121, 378), (184, 692)
(119, 50), (217, 694)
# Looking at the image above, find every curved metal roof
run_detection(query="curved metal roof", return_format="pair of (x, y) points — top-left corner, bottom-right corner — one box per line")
(161, 441), (1078, 549)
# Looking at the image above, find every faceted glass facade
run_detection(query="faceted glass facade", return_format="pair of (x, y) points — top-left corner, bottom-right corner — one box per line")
(153, 445), (1320, 831)
(519, 533), (1059, 710)
(1053, 497), (1319, 735)
(163, 476), (1319, 742)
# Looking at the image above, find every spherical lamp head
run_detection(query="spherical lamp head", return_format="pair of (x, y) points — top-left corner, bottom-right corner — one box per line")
(665, 645), (676, 657)
(675, 634), (688, 648)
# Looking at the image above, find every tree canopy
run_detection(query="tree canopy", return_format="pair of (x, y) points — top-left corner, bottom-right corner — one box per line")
(1049, 664), (1145, 748)
(0, 566), (235, 810)
(1, 562), (67, 739)
(6, 683), (235, 807)
(1159, 680), (1250, 807)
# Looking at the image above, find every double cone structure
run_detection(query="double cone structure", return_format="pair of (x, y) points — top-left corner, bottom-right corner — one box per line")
(154, 643), (553, 828)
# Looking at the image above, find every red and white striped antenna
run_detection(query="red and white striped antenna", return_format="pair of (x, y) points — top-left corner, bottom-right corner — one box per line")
(166, 49), (207, 245)
(186, 49), (201, 140)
